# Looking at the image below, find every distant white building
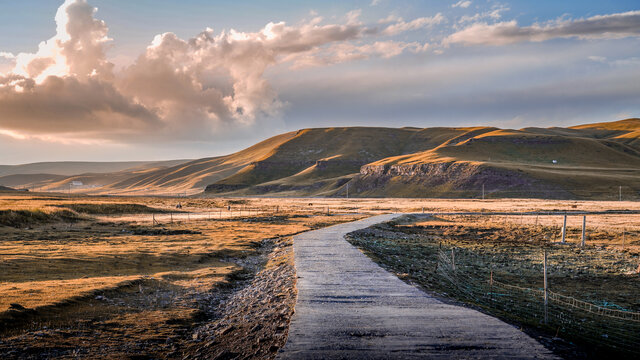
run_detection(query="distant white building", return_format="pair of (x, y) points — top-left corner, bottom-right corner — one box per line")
(71, 181), (83, 186)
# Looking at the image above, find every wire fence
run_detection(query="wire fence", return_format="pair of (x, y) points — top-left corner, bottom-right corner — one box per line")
(434, 244), (640, 356)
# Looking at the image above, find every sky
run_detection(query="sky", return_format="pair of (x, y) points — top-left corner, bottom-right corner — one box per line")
(0, 0), (639, 164)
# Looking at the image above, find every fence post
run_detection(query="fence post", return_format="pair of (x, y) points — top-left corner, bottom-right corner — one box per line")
(489, 265), (494, 302)
(561, 215), (567, 243)
(451, 248), (456, 271)
(535, 214), (539, 226)
(543, 249), (548, 325)
(170, 213), (173, 223)
(581, 216), (586, 247)
(435, 242), (441, 274)
(622, 229), (626, 250)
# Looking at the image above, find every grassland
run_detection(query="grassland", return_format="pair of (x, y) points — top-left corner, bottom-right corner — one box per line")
(0, 192), (365, 358)
(1, 192), (640, 358)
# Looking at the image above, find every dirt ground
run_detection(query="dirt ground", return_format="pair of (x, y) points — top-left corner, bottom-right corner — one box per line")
(2, 191), (640, 358)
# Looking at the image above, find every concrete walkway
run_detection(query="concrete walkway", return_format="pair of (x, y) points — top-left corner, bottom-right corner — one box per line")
(278, 214), (558, 359)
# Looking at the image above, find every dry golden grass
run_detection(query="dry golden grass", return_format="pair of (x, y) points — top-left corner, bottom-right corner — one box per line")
(1, 191), (639, 358)
(1, 192), (638, 314)
(0, 192), (365, 316)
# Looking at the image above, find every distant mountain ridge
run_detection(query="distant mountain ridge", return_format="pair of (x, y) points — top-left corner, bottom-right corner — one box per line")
(2, 119), (640, 199)
(0, 160), (193, 177)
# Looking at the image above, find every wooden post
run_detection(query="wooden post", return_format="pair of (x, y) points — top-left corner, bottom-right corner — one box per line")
(561, 215), (567, 243)
(489, 265), (494, 302)
(623, 229), (626, 251)
(435, 242), (441, 273)
(543, 249), (548, 325)
(581, 216), (586, 247)
(170, 213), (173, 223)
(482, 184), (485, 200)
(620, 186), (622, 201)
(346, 183), (349, 199)
(535, 214), (539, 226)
(451, 248), (456, 271)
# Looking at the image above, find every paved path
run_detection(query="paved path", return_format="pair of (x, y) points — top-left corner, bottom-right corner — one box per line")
(278, 214), (558, 359)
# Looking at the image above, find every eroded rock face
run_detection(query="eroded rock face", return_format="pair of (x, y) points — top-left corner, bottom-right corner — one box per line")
(204, 184), (248, 193)
(354, 162), (572, 198)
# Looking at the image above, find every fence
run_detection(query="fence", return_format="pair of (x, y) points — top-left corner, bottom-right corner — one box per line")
(434, 244), (640, 355)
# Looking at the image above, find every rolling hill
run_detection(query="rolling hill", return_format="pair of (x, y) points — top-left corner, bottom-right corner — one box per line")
(2, 119), (640, 199)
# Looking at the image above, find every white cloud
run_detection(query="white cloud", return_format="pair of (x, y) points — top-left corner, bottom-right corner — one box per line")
(446, 10), (640, 46)
(452, 1), (472, 9)
(588, 55), (607, 63)
(0, 0), (435, 143)
(285, 40), (428, 69)
(381, 13), (445, 35)
(458, 5), (509, 25)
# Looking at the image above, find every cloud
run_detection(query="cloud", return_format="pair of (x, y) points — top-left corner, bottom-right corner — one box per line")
(452, 1), (472, 9)
(446, 10), (640, 46)
(0, 74), (159, 139)
(284, 40), (428, 69)
(12, 0), (113, 83)
(457, 4), (509, 25)
(0, 52), (15, 60)
(381, 13), (445, 35)
(588, 55), (607, 63)
(0, 0), (436, 143)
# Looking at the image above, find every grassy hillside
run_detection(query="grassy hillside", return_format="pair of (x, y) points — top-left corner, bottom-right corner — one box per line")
(2, 118), (640, 199)
(0, 160), (192, 177)
(206, 119), (640, 199)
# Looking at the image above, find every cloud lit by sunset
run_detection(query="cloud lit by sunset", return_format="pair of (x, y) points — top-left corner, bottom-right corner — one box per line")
(0, 0), (638, 162)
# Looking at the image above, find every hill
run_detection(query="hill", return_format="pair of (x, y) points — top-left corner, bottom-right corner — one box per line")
(0, 160), (192, 177)
(204, 118), (640, 200)
(2, 118), (640, 199)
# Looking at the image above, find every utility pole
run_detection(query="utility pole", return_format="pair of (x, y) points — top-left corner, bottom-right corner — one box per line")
(561, 215), (567, 243)
(346, 183), (349, 199)
(482, 184), (485, 200)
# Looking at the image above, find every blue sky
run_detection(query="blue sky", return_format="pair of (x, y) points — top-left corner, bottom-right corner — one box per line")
(0, 0), (638, 163)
